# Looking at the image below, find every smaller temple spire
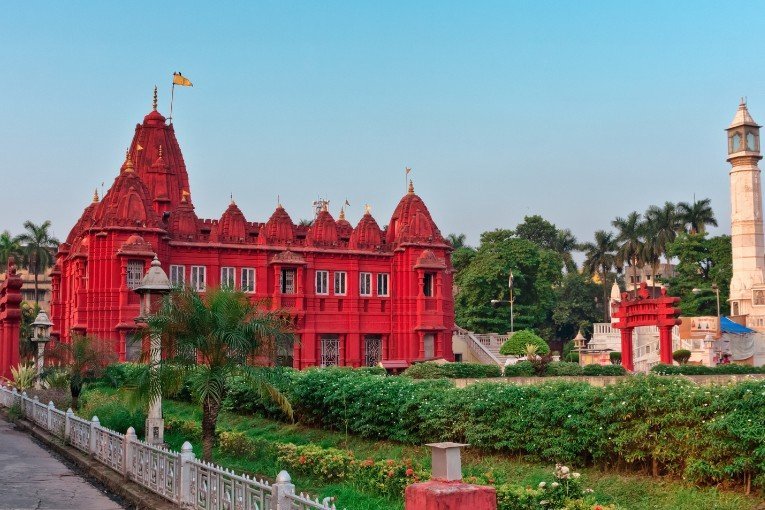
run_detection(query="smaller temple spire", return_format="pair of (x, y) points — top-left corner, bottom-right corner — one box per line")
(408, 179), (414, 194)
(152, 86), (158, 111)
(93, 188), (99, 203)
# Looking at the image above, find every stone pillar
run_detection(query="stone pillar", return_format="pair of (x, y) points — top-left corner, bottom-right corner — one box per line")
(179, 440), (196, 506)
(658, 326), (673, 365)
(619, 327), (634, 372)
(271, 470), (295, 510)
(145, 332), (164, 446)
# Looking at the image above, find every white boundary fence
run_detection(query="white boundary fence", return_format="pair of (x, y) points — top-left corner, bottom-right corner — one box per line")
(0, 385), (339, 510)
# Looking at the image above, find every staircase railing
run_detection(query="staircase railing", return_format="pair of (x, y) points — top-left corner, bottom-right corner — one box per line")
(454, 327), (503, 366)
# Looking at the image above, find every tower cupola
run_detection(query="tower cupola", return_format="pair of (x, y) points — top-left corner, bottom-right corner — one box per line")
(727, 99), (761, 160)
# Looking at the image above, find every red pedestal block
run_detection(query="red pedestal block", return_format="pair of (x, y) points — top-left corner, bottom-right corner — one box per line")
(405, 480), (497, 510)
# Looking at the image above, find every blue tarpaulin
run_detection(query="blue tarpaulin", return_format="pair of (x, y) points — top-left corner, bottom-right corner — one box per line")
(720, 316), (755, 334)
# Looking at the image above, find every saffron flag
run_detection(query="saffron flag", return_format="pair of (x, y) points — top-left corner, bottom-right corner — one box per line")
(173, 72), (193, 87)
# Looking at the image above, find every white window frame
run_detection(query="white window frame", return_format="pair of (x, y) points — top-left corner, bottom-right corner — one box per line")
(334, 271), (347, 296)
(169, 265), (185, 287)
(377, 273), (390, 297)
(221, 267), (235, 289)
(241, 267), (255, 293)
(360, 272), (372, 296)
(315, 270), (329, 295)
(191, 265), (206, 292)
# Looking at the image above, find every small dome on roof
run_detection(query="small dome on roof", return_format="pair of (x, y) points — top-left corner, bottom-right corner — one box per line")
(308, 209), (338, 245)
(219, 201), (247, 240)
(261, 205), (295, 245)
(350, 210), (382, 249)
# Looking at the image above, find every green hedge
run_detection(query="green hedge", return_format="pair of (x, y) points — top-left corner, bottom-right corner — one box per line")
(650, 363), (765, 375)
(499, 330), (550, 356)
(402, 362), (501, 379)
(502, 362), (624, 378)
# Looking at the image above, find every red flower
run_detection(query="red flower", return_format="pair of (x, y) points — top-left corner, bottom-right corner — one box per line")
(406, 468), (414, 476)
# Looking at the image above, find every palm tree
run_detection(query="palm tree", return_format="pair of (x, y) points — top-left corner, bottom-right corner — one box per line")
(139, 286), (294, 460)
(16, 221), (59, 304)
(448, 233), (467, 249)
(554, 229), (580, 273)
(582, 230), (618, 321)
(644, 202), (680, 288)
(677, 198), (717, 234)
(0, 230), (23, 272)
(45, 335), (117, 410)
(612, 212), (645, 295)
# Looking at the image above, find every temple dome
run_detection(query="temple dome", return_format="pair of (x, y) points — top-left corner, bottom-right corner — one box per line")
(386, 182), (444, 245)
(350, 210), (383, 249)
(336, 208), (353, 240)
(219, 201), (247, 241)
(261, 205), (295, 245)
(93, 162), (160, 229)
(308, 209), (338, 246)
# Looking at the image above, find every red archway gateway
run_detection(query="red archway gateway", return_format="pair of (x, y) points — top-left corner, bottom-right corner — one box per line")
(612, 282), (682, 371)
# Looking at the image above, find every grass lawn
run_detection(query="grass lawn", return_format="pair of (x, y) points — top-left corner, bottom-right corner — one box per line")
(153, 398), (761, 510)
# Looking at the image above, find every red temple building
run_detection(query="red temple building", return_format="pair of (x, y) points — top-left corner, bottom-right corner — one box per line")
(49, 95), (455, 369)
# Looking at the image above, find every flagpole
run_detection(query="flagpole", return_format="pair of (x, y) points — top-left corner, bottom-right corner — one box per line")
(169, 82), (176, 123)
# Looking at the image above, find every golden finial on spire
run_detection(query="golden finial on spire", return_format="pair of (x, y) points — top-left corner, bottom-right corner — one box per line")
(153, 86), (158, 111)
(321, 200), (329, 212)
(93, 188), (99, 203)
(408, 179), (414, 194)
(230, 193), (235, 205)
(123, 148), (135, 173)
(364, 204), (372, 215)
(181, 190), (190, 202)
(339, 207), (346, 221)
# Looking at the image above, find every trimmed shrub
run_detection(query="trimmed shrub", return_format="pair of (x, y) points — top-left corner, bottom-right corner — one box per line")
(565, 352), (579, 363)
(499, 330), (550, 356)
(609, 352), (622, 365)
(503, 361), (534, 377)
(673, 349), (692, 365)
(582, 364), (627, 376)
(403, 362), (501, 379)
(545, 362), (584, 377)
(650, 363), (765, 375)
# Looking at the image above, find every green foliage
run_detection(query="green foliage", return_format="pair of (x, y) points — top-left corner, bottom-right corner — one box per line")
(673, 349), (692, 365)
(80, 391), (146, 435)
(15, 220), (59, 304)
(582, 364), (626, 376)
(503, 361), (535, 377)
(455, 235), (562, 336)
(545, 362), (584, 377)
(552, 272), (601, 341)
(499, 330), (550, 356)
(451, 246), (476, 274)
(565, 352), (580, 363)
(402, 362), (501, 379)
(666, 233), (731, 316)
(9, 363), (36, 390)
(514, 215), (559, 250)
(104, 362), (146, 388)
(650, 363), (765, 375)
(610, 352), (622, 364)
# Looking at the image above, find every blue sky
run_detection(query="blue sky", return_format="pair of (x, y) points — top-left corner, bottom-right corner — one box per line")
(2, 2), (764, 246)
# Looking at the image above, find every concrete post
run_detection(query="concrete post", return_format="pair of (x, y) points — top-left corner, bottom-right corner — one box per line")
(47, 401), (54, 431)
(65, 408), (73, 441)
(179, 441), (196, 507)
(21, 392), (27, 418)
(89, 416), (100, 456)
(124, 427), (137, 478)
(271, 470), (295, 510)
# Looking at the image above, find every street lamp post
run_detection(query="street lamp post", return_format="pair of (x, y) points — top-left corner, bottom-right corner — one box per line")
(508, 271), (514, 334)
(30, 310), (53, 390)
(135, 256), (172, 446)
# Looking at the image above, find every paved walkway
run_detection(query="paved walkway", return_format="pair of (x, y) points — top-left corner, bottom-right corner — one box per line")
(0, 417), (125, 510)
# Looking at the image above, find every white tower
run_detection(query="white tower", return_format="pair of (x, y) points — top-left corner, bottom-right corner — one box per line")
(727, 100), (765, 328)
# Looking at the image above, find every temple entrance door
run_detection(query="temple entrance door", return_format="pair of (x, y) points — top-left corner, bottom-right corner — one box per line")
(423, 333), (435, 359)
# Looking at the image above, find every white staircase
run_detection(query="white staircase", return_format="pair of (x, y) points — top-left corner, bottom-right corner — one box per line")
(454, 327), (513, 367)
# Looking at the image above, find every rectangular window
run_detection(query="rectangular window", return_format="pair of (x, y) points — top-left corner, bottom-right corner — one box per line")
(423, 273), (435, 297)
(280, 268), (296, 294)
(315, 270), (329, 295)
(320, 335), (341, 367)
(169, 265), (185, 287)
(377, 273), (389, 297)
(334, 271), (347, 295)
(126, 260), (143, 290)
(360, 272), (372, 296)
(241, 268), (255, 293)
(221, 267), (235, 289)
(191, 266), (206, 292)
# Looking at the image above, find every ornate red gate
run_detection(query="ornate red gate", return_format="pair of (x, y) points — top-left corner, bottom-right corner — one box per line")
(612, 282), (682, 371)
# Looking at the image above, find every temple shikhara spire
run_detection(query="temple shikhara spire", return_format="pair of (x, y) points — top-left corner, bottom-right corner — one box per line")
(49, 97), (454, 368)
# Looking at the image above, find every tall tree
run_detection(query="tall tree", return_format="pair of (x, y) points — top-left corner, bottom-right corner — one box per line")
(447, 233), (467, 249)
(16, 220), (59, 304)
(677, 198), (717, 234)
(582, 230), (618, 321)
(137, 286), (294, 460)
(645, 201), (681, 264)
(612, 212), (644, 292)
(552, 272), (601, 341)
(514, 215), (558, 250)
(554, 228), (580, 273)
(0, 230), (23, 272)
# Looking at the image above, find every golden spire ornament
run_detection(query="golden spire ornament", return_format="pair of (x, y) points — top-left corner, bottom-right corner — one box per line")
(408, 179), (414, 194)
(93, 188), (99, 203)
(152, 86), (158, 111)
